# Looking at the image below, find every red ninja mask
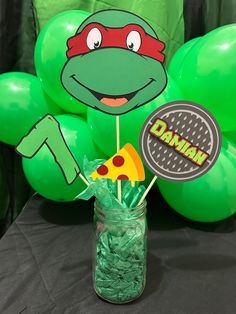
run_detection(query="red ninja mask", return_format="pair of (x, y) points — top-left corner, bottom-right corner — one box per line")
(66, 22), (165, 63)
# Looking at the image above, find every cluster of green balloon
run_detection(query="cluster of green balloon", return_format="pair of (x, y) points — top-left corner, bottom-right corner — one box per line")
(170, 24), (236, 132)
(157, 136), (236, 222)
(87, 74), (182, 186)
(34, 10), (90, 114)
(0, 72), (61, 145)
(22, 114), (101, 202)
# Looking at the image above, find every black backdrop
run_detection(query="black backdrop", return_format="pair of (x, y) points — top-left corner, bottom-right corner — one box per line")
(0, 0), (35, 236)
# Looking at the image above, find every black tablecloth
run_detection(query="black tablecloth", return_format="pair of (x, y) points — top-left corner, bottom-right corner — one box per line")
(0, 192), (236, 314)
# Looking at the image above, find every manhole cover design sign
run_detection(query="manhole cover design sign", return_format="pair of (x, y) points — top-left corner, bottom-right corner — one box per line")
(139, 101), (222, 182)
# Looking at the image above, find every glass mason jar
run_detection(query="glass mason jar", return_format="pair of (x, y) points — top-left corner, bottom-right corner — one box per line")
(93, 199), (147, 304)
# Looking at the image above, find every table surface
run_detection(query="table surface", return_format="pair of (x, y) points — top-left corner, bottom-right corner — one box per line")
(0, 191), (236, 314)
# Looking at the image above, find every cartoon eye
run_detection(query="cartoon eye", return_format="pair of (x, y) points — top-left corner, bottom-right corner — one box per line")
(87, 28), (102, 50)
(126, 31), (141, 52)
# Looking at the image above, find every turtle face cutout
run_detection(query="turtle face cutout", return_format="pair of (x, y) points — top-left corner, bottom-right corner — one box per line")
(61, 9), (167, 115)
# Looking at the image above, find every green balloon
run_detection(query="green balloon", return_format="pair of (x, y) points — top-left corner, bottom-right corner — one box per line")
(34, 10), (90, 114)
(22, 114), (100, 201)
(163, 74), (183, 101)
(0, 72), (61, 145)
(176, 24), (236, 132)
(87, 74), (182, 186)
(223, 130), (236, 145)
(157, 137), (236, 222)
(168, 37), (200, 80)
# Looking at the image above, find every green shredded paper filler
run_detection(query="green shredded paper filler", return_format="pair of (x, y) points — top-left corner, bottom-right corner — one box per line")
(94, 213), (147, 303)
(75, 158), (146, 208)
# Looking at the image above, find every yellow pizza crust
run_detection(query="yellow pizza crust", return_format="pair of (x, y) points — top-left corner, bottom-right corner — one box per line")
(123, 144), (145, 181)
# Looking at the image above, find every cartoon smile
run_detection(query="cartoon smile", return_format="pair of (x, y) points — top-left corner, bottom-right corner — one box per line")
(71, 74), (155, 107)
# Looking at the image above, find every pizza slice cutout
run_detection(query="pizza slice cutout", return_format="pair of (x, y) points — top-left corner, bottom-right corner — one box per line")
(90, 143), (145, 186)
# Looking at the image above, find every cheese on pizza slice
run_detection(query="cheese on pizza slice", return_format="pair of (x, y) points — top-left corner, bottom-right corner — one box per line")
(90, 143), (145, 185)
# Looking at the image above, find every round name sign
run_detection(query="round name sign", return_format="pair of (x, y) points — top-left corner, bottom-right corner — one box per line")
(139, 101), (222, 182)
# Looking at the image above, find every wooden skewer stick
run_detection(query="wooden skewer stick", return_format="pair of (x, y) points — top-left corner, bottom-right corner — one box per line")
(116, 115), (122, 202)
(138, 175), (158, 206)
(116, 115), (120, 151)
(79, 173), (90, 187)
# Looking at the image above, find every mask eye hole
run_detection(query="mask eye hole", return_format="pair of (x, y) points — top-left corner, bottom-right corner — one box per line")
(126, 31), (141, 52)
(87, 28), (102, 50)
